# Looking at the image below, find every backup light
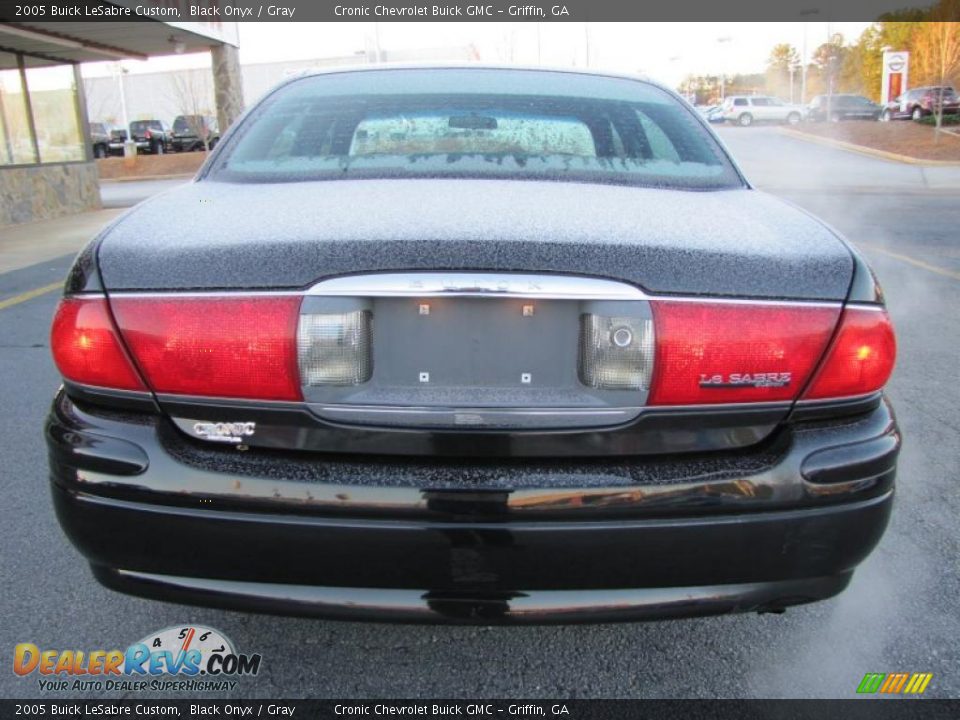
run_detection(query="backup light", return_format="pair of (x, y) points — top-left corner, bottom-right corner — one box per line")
(298, 310), (373, 386)
(579, 314), (654, 391)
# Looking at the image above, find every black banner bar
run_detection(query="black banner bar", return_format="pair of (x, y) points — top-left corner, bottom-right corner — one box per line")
(2, 700), (960, 720)
(0, 0), (958, 22)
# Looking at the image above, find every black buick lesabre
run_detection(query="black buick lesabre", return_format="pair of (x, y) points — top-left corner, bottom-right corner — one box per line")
(47, 67), (899, 623)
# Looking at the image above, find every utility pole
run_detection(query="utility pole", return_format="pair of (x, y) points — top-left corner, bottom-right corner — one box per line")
(801, 22), (809, 104)
(584, 22), (590, 67)
(717, 36), (732, 101)
(115, 62), (129, 132)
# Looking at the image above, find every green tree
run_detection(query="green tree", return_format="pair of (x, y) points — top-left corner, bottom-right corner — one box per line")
(849, 20), (925, 101)
(913, 20), (960, 130)
(767, 43), (801, 71)
(812, 34), (849, 98)
(766, 43), (802, 100)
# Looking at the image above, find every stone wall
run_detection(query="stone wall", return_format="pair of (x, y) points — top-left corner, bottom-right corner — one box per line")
(0, 162), (101, 227)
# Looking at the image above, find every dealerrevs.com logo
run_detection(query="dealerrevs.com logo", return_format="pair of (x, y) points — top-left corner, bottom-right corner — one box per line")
(14, 625), (262, 693)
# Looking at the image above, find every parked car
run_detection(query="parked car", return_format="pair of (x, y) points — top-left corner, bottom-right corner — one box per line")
(88, 122), (113, 159)
(107, 126), (128, 156)
(171, 114), (220, 151)
(807, 94), (882, 122)
(697, 104), (726, 124)
(706, 107), (725, 123)
(881, 86), (960, 121)
(48, 67), (898, 624)
(129, 119), (172, 154)
(720, 95), (805, 126)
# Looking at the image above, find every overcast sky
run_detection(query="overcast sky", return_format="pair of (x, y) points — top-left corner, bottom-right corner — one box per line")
(82, 21), (872, 89)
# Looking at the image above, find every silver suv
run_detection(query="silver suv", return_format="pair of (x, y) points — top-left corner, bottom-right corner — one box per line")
(721, 95), (805, 126)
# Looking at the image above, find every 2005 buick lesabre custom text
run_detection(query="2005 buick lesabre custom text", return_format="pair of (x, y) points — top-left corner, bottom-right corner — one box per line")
(46, 67), (899, 623)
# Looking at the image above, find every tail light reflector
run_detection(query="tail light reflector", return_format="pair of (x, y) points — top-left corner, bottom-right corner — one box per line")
(51, 297), (146, 391)
(111, 296), (302, 401)
(802, 307), (896, 400)
(648, 301), (840, 405)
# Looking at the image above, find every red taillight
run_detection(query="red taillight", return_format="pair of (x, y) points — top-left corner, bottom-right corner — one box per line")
(50, 297), (146, 391)
(802, 307), (896, 400)
(648, 301), (840, 405)
(111, 296), (303, 401)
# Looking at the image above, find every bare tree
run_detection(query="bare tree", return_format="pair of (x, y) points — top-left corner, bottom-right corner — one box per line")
(913, 20), (960, 132)
(168, 70), (215, 150)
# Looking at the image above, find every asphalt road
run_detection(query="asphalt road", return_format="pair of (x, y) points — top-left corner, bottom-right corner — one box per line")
(1, 127), (958, 699)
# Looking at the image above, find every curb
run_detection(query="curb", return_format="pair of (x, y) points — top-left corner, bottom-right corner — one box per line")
(99, 173), (195, 183)
(778, 127), (960, 167)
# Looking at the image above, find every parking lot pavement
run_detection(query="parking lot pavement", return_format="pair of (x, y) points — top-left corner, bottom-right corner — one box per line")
(1, 131), (958, 699)
(100, 177), (189, 208)
(715, 125), (960, 192)
(0, 209), (125, 276)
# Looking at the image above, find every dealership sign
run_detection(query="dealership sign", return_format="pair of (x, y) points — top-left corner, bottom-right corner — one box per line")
(881, 50), (909, 106)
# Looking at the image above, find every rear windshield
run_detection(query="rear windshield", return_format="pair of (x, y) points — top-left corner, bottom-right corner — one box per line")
(211, 69), (741, 190)
(130, 121), (162, 132)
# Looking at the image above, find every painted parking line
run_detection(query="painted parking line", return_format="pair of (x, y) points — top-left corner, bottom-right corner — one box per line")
(858, 243), (960, 282)
(0, 282), (63, 312)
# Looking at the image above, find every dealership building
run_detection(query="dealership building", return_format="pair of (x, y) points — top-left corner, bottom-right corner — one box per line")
(0, 13), (241, 226)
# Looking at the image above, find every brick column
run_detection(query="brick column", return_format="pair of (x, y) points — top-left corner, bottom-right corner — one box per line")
(211, 43), (244, 134)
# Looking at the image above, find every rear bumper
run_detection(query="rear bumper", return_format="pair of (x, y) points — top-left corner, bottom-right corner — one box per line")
(47, 391), (899, 623)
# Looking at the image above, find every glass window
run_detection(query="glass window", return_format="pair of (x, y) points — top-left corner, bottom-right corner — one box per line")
(0, 53), (36, 166)
(751, 97), (771, 106)
(214, 69), (741, 190)
(24, 64), (84, 163)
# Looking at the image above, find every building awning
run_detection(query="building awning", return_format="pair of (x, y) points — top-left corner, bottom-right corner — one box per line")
(0, 19), (237, 69)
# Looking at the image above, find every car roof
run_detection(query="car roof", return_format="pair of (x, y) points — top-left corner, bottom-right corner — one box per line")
(267, 63), (683, 104)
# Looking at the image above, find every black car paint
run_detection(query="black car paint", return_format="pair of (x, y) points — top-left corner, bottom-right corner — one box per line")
(48, 390), (896, 622)
(49, 67), (899, 621)
(94, 181), (854, 300)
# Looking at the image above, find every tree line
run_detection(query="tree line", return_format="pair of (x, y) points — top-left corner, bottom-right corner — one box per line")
(681, 8), (959, 106)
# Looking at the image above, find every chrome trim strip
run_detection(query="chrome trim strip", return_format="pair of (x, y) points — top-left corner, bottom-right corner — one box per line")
(310, 404), (642, 429)
(65, 381), (153, 400)
(311, 404), (636, 416)
(155, 393), (305, 409)
(155, 394), (793, 412)
(306, 273), (648, 300)
(652, 296), (843, 308)
(793, 391), (882, 406)
(103, 290), (301, 299)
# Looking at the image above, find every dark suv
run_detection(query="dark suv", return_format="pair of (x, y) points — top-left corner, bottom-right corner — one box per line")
(171, 114), (220, 152)
(88, 122), (112, 159)
(807, 94), (882, 122)
(129, 120), (172, 154)
(882, 86), (959, 121)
